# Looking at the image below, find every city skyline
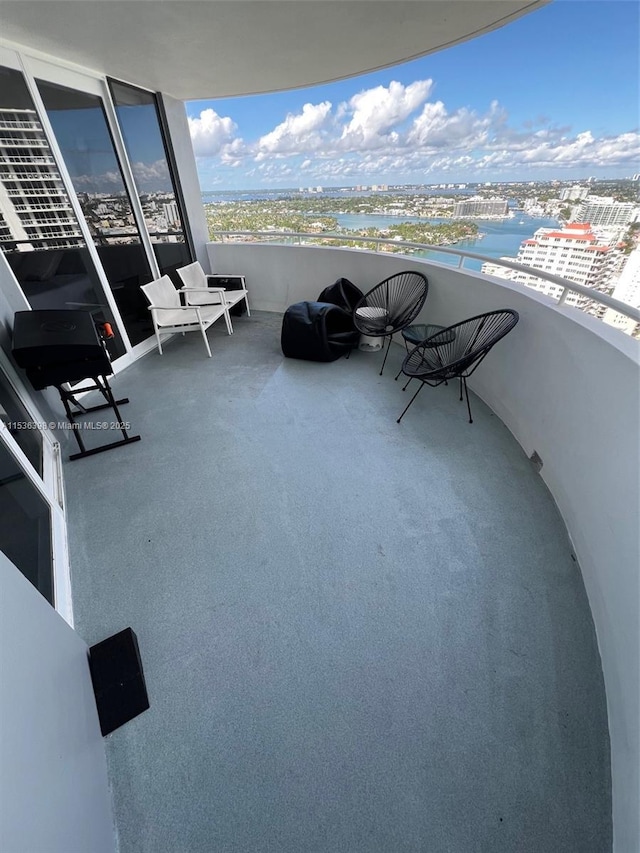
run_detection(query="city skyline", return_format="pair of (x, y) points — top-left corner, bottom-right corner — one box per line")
(186, 0), (640, 191)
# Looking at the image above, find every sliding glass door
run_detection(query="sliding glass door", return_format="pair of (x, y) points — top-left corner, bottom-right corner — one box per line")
(0, 64), (125, 360)
(2, 51), (195, 359)
(36, 79), (156, 347)
(109, 80), (193, 282)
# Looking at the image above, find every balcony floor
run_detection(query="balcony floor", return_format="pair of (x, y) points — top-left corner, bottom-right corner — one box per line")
(64, 311), (611, 853)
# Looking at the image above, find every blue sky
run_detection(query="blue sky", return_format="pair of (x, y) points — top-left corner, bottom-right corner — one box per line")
(186, 1), (639, 191)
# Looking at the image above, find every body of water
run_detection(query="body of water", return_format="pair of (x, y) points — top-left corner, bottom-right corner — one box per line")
(330, 212), (559, 271)
(455, 216), (559, 271)
(201, 190), (558, 271)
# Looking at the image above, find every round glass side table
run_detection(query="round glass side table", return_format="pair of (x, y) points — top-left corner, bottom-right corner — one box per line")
(396, 323), (456, 382)
(401, 323), (455, 351)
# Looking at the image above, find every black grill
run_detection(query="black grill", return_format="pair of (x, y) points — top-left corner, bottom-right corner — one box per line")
(12, 309), (112, 389)
(11, 309), (141, 461)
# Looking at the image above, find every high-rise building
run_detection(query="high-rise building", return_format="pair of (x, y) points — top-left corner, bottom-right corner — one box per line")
(453, 198), (508, 217)
(603, 247), (640, 337)
(560, 185), (589, 201)
(481, 223), (616, 309)
(162, 200), (179, 226)
(0, 107), (82, 250)
(478, 261), (514, 280)
(573, 198), (637, 228)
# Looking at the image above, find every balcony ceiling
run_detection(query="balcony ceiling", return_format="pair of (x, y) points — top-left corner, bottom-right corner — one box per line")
(0, 0), (549, 100)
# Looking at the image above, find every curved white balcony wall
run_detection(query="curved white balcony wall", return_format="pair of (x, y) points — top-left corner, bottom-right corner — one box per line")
(208, 241), (639, 853)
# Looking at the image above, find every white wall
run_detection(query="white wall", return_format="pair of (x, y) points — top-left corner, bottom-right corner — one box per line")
(160, 95), (209, 267)
(209, 242), (640, 852)
(208, 241), (411, 312)
(0, 552), (115, 853)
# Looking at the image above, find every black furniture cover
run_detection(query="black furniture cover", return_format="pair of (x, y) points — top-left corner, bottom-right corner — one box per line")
(209, 275), (246, 316)
(281, 301), (359, 362)
(317, 277), (363, 313)
(13, 309), (111, 389)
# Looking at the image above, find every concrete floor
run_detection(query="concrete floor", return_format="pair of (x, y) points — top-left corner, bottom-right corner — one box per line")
(64, 311), (611, 853)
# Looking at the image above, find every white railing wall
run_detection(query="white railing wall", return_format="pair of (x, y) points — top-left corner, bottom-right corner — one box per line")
(211, 231), (640, 325)
(207, 240), (639, 853)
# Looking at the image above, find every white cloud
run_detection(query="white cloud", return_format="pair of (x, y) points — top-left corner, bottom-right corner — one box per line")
(288, 125), (640, 185)
(476, 130), (640, 172)
(71, 170), (123, 190)
(253, 160), (297, 184)
(72, 159), (171, 192)
(191, 77), (639, 186)
(219, 138), (248, 167)
(407, 99), (505, 151)
(131, 159), (170, 188)
(188, 108), (238, 157)
(256, 101), (332, 160)
(339, 79), (432, 149)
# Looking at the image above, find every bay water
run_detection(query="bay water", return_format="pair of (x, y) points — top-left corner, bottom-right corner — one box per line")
(202, 190), (558, 272)
(330, 212), (559, 271)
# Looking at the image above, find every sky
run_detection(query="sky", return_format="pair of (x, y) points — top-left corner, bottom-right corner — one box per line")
(186, 0), (640, 192)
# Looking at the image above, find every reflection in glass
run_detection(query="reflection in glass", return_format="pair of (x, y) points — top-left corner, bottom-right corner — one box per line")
(0, 438), (53, 604)
(109, 80), (192, 282)
(37, 80), (154, 346)
(0, 66), (125, 359)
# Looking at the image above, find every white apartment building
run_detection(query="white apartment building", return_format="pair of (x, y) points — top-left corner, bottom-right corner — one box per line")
(0, 107), (82, 249)
(453, 198), (509, 217)
(479, 259), (515, 279)
(481, 223), (615, 309)
(603, 247), (640, 336)
(573, 198), (637, 228)
(560, 185), (589, 201)
(162, 200), (179, 225)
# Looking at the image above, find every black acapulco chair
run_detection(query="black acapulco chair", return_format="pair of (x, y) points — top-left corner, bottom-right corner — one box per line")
(353, 270), (428, 375)
(396, 309), (519, 424)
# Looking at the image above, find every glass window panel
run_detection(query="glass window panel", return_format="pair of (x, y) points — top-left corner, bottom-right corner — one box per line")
(0, 66), (125, 359)
(0, 368), (42, 474)
(37, 80), (155, 346)
(0, 438), (53, 604)
(108, 80), (192, 282)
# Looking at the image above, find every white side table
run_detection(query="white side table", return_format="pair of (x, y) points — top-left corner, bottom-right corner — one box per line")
(355, 307), (387, 352)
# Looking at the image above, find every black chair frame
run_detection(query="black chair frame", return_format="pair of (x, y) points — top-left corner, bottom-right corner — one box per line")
(353, 270), (428, 375)
(396, 309), (519, 424)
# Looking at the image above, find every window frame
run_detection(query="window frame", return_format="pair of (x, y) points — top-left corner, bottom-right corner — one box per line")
(106, 77), (195, 265)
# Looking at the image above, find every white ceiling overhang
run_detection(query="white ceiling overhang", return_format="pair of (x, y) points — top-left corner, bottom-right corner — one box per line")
(0, 0), (549, 100)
